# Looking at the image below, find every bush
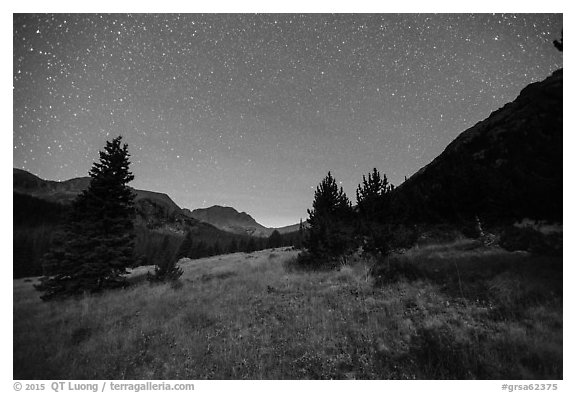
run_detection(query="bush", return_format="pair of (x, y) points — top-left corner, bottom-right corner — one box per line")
(147, 258), (183, 283)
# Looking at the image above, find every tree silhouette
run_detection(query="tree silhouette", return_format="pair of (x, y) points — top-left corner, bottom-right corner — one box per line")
(245, 237), (257, 253)
(228, 238), (238, 253)
(356, 168), (392, 221)
(267, 229), (283, 249)
(356, 168), (394, 255)
(147, 234), (183, 282)
(304, 171), (354, 263)
(175, 230), (194, 260)
(37, 136), (136, 300)
(212, 240), (222, 256)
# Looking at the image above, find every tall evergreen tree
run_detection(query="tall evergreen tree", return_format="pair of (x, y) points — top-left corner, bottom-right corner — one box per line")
(238, 239), (247, 253)
(267, 230), (283, 249)
(176, 231), (194, 260)
(294, 218), (305, 249)
(245, 237), (257, 253)
(212, 240), (222, 256)
(228, 238), (238, 254)
(355, 168), (394, 255)
(304, 172), (354, 263)
(147, 234), (183, 282)
(356, 168), (392, 221)
(37, 136), (136, 300)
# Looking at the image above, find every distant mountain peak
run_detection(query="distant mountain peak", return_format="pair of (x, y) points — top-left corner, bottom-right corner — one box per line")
(189, 205), (267, 236)
(188, 205), (304, 237)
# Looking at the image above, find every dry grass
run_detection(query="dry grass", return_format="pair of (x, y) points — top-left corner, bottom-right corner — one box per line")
(14, 244), (562, 379)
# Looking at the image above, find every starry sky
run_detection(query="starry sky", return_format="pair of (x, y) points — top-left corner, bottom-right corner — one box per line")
(13, 13), (563, 228)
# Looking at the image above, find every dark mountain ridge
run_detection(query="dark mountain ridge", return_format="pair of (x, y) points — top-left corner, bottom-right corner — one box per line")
(13, 168), (303, 237)
(187, 205), (302, 237)
(390, 69), (562, 226)
(13, 169), (265, 277)
(14, 168), (182, 219)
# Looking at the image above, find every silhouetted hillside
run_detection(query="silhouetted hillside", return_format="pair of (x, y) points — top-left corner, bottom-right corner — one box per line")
(188, 205), (269, 237)
(390, 69), (562, 226)
(13, 170), (271, 278)
(188, 205), (304, 237)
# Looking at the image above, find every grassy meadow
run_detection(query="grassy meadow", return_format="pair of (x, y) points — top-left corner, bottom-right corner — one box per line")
(14, 242), (562, 379)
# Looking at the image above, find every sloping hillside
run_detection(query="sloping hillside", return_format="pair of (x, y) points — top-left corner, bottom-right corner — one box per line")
(390, 69), (562, 225)
(14, 168), (185, 224)
(188, 205), (270, 237)
(188, 205), (304, 237)
(13, 169), (257, 278)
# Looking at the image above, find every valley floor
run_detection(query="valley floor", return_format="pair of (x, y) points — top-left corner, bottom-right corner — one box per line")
(13, 242), (562, 379)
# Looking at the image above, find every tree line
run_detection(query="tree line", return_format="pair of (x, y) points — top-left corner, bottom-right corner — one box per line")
(299, 168), (416, 268)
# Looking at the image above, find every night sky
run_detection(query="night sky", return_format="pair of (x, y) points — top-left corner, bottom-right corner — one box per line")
(13, 13), (563, 227)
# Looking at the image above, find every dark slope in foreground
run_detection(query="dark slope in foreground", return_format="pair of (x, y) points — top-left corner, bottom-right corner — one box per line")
(390, 69), (562, 225)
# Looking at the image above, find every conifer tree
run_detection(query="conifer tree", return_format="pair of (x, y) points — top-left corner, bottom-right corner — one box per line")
(356, 168), (394, 255)
(356, 168), (392, 221)
(245, 237), (257, 253)
(176, 231), (194, 260)
(213, 240), (222, 256)
(196, 241), (210, 259)
(304, 171), (354, 263)
(294, 218), (305, 249)
(267, 230), (283, 249)
(37, 136), (136, 300)
(238, 239), (247, 253)
(228, 238), (238, 253)
(147, 234), (183, 282)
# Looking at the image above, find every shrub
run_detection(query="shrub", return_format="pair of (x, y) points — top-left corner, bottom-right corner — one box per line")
(147, 257), (183, 283)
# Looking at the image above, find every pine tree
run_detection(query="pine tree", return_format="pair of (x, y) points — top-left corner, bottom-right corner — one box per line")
(245, 237), (257, 253)
(238, 239), (247, 253)
(304, 171), (354, 264)
(176, 231), (194, 260)
(228, 238), (238, 253)
(294, 218), (305, 249)
(355, 168), (394, 255)
(267, 230), (283, 249)
(147, 234), (183, 282)
(356, 168), (392, 221)
(36, 136), (136, 300)
(213, 240), (222, 256)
